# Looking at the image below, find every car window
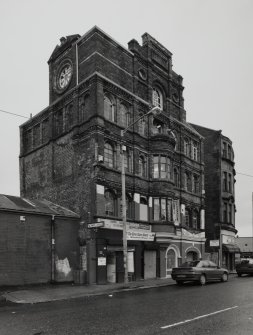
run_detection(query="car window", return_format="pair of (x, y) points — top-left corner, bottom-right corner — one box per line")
(209, 261), (218, 268)
(201, 261), (209, 268)
(241, 260), (249, 265)
(180, 261), (200, 268)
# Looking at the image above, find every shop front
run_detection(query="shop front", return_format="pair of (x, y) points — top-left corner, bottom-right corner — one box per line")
(221, 231), (240, 271)
(94, 218), (156, 284)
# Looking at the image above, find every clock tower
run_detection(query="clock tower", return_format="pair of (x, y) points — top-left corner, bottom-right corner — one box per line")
(48, 34), (80, 104)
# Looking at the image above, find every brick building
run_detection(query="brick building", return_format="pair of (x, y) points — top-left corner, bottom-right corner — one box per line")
(20, 26), (206, 284)
(191, 125), (239, 271)
(0, 194), (79, 286)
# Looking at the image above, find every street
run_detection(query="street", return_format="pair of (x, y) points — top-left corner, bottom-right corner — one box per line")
(0, 275), (253, 335)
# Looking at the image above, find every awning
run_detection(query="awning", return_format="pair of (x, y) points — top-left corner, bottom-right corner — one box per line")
(222, 244), (240, 253)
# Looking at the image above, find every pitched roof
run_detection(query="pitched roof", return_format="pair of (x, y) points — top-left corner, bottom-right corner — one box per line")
(0, 194), (79, 218)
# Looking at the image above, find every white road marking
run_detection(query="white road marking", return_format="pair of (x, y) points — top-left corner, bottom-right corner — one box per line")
(161, 305), (238, 329)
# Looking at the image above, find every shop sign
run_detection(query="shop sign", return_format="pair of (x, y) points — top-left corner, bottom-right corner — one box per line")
(222, 235), (235, 245)
(88, 222), (104, 228)
(97, 257), (106, 266)
(210, 240), (220, 247)
(127, 230), (155, 241)
(101, 219), (151, 231)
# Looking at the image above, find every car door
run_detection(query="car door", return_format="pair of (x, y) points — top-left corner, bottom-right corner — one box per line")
(201, 260), (211, 280)
(209, 261), (221, 279)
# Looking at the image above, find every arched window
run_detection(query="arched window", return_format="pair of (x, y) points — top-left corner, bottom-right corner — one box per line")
(193, 175), (200, 194)
(174, 168), (179, 187)
(192, 141), (198, 161)
(152, 87), (163, 109)
(185, 171), (192, 192)
(105, 190), (116, 216)
(104, 95), (115, 122)
(138, 155), (146, 177)
(104, 142), (115, 168)
(138, 113), (146, 136)
(152, 119), (164, 134)
(184, 138), (190, 157)
(124, 148), (133, 173)
(192, 210), (199, 229)
(79, 95), (89, 123)
(119, 104), (130, 128)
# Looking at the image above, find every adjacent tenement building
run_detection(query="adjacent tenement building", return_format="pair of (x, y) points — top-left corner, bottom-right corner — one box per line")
(191, 125), (238, 271)
(20, 26), (206, 284)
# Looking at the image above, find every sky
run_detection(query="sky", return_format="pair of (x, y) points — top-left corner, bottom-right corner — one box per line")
(0, 0), (253, 236)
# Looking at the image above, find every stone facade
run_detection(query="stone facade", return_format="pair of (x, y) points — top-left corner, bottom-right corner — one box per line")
(20, 27), (206, 284)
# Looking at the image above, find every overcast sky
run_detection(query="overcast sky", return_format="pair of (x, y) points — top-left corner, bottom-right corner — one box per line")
(1, 0), (253, 236)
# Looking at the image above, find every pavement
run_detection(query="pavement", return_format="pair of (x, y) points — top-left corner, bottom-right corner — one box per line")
(0, 277), (175, 305)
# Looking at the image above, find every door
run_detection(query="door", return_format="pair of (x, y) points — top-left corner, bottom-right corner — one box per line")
(116, 252), (124, 283)
(187, 251), (198, 262)
(144, 250), (156, 279)
(107, 253), (116, 283)
(166, 249), (176, 277)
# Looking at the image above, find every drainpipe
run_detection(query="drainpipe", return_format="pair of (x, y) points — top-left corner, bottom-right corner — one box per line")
(51, 215), (56, 283)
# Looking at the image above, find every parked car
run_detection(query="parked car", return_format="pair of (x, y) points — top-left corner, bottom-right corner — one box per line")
(171, 260), (229, 285)
(236, 259), (253, 276)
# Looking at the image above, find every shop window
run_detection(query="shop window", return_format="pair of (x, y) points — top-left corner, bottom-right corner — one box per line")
(104, 95), (115, 122)
(105, 190), (116, 216)
(152, 87), (163, 109)
(104, 142), (115, 168)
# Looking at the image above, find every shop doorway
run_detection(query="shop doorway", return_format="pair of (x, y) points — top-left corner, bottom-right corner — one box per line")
(144, 250), (156, 279)
(187, 251), (198, 261)
(166, 248), (177, 277)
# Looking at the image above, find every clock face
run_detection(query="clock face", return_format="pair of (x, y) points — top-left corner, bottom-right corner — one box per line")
(58, 64), (72, 89)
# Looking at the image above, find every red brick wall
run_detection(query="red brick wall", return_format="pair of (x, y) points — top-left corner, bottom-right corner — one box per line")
(0, 212), (51, 286)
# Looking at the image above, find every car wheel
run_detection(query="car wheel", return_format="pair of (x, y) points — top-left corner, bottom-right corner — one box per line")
(237, 273), (242, 277)
(199, 274), (206, 285)
(221, 273), (228, 282)
(176, 281), (184, 285)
